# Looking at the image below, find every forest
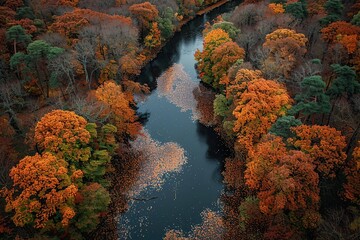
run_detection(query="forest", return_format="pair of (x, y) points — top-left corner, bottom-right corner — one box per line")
(0, 0), (359, 239)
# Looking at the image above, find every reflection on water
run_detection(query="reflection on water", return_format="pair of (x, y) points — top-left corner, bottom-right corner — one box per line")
(128, 130), (187, 198)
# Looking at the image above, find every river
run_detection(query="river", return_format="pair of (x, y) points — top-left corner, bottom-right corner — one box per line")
(118, 1), (242, 239)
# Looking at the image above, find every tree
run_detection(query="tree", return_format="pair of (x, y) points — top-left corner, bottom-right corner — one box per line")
(326, 64), (360, 124)
(263, 28), (308, 79)
(10, 40), (65, 98)
(211, 21), (240, 40)
(289, 125), (347, 178)
(95, 81), (141, 140)
(34, 109), (92, 164)
(3, 152), (80, 228)
(352, 11), (360, 26)
(6, 25), (31, 53)
(269, 116), (302, 139)
(144, 22), (162, 49)
(210, 42), (245, 89)
(320, 0), (343, 26)
(232, 79), (292, 150)
(285, 1), (308, 20)
(129, 2), (159, 31)
(245, 135), (320, 220)
(194, 29), (233, 88)
(321, 21), (360, 54)
(288, 75), (331, 123)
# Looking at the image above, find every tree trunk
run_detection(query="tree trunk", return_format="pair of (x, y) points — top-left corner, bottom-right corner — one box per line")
(326, 98), (338, 126)
(13, 39), (17, 54)
(346, 122), (360, 157)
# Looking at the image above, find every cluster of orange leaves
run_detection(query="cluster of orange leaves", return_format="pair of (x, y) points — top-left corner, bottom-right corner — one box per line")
(4, 152), (79, 228)
(129, 2), (159, 30)
(263, 28), (308, 78)
(288, 125), (347, 178)
(49, 8), (132, 40)
(245, 135), (320, 221)
(268, 3), (285, 14)
(34, 110), (91, 162)
(95, 81), (141, 139)
(321, 21), (360, 54)
(231, 77), (292, 151)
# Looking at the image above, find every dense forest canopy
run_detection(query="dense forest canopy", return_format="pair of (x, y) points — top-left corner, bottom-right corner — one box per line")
(0, 0), (359, 239)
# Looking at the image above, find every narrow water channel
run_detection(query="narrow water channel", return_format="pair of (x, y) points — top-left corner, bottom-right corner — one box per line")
(118, 1), (242, 239)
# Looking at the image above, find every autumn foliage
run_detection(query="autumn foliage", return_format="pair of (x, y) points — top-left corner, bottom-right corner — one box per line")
(263, 28), (308, 78)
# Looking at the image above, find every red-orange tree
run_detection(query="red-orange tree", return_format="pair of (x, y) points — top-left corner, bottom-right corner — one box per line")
(129, 2), (159, 31)
(321, 21), (360, 54)
(245, 135), (320, 222)
(289, 125), (347, 178)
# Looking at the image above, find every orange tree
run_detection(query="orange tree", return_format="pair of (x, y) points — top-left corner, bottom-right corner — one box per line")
(263, 28), (308, 79)
(232, 78), (292, 151)
(245, 135), (320, 228)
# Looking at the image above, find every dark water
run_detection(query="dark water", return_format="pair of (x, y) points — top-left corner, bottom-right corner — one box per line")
(118, 1), (242, 239)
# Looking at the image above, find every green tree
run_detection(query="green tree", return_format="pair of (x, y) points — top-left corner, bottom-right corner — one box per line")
(213, 94), (230, 118)
(212, 21), (240, 40)
(289, 75), (331, 123)
(285, 1), (308, 20)
(10, 40), (64, 97)
(6, 25), (32, 53)
(269, 116), (302, 139)
(320, 0), (344, 26)
(326, 64), (360, 124)
(352, 11), (360, 26)
(15, 7), (35, 20)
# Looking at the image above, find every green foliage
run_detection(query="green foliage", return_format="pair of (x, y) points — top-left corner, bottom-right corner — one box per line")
(10, 52), (27, 69)
(86, 123), (98, 139)
(289, 75), (331, 117)
(6, 25), (32, 50)
(320, 0), (343, 26)
(158, 17), (174, 39)
(352, 11), (360, 26)
(324, 0), (343, 16)
(223, 120), (235, 137)
(212, 21), (240, 40)
(75, 183), (111, 233)
(213, 94), (230, 117)
(27, 40), (64, 59)
(285, 2), (308, 20)
(15, 7), (35, 20)
(269, 116), (302, 139)
(327, 64), (360, 99)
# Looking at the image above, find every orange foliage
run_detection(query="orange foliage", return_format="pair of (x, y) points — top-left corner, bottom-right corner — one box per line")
(210, 41), (245, 87)
(4, 152), (78, 228)
(4, 0), (23, 10)
(144, 22), (162, 49)
(263, 28), (308, 78)
(0, 7), (16, 28)
(49, 8), (132, 40)
(8, 19), (37, 34)
(343, 142), (360, 205)
(321, 21), (360, 54)
(95, 81), (141, 139)
(120, 52), (146, 76)
(268, 3), (285, 14)
(289, 125), (347, 178)
(34, 110), (91, 162)
(245, 135), (320, 216)
(129, 2), (159, 30)
(232, 79), (292, 151)
(223, 68), (262, 99)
